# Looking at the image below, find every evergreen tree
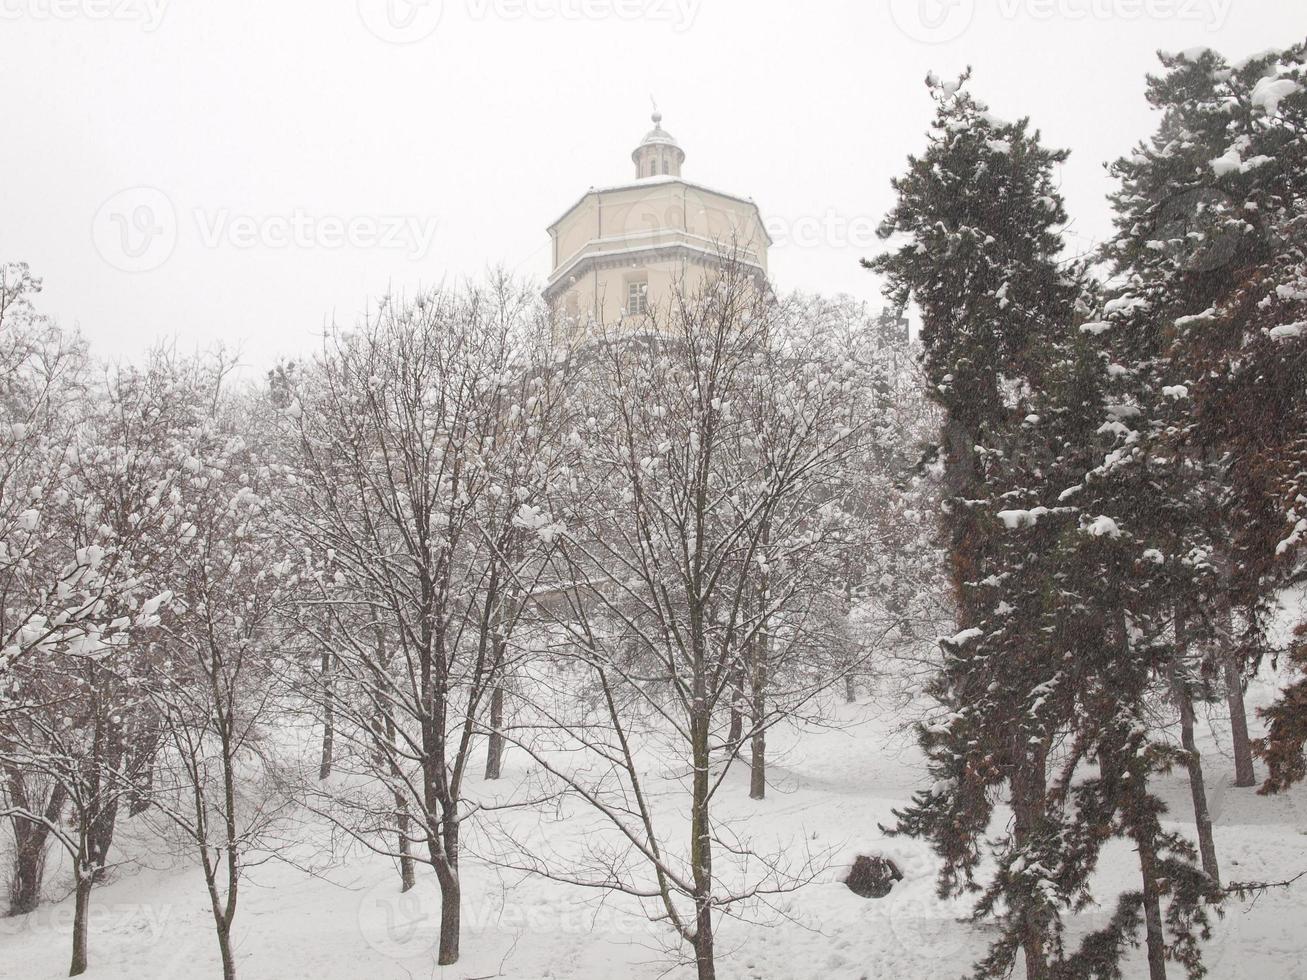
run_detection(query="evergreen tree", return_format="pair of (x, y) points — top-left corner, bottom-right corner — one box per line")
(868, 72), (1089, 979)
(871, 71), (1223, 980)
(1103, 43), (1306, 793)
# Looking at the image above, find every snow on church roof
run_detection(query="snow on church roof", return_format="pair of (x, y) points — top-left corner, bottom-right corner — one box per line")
(546, 176), (768, 239)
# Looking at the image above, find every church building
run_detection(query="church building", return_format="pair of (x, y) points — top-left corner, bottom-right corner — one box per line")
(544, 112), (771, 336)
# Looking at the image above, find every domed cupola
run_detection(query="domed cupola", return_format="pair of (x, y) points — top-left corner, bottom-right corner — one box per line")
(632, 111), (685, 180)
(545, 108), (770, 330)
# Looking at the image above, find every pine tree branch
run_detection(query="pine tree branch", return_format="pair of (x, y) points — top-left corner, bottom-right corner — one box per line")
(1224, 870), (1307, 906)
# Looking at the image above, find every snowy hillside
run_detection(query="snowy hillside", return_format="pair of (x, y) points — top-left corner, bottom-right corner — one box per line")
(3, 677), (1304, 980)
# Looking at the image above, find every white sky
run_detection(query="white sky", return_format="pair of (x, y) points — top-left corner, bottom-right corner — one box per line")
(2, 0), (1304, 371)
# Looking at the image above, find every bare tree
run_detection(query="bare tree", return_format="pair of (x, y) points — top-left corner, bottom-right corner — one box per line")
(280, 278), (570, 966)
(494, 263), (869, 980)
(126, 386), (297, 980)
(0, 343), (214, 975)
(0, 265), (86, 915)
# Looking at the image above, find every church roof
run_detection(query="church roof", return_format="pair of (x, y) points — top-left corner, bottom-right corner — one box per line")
(546, 176), (767, 237)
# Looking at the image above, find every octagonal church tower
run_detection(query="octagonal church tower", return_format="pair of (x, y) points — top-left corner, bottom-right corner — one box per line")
(544, 112), (771, 336)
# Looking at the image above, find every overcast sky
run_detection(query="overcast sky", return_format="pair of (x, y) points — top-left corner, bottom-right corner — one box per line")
(2, 0), (1303, 371)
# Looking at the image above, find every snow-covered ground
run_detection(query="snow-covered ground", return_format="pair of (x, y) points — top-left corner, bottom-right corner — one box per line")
(3, 677), (1305, 980)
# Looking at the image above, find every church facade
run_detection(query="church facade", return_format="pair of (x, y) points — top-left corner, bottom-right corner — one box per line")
(544, 113), (771, 336)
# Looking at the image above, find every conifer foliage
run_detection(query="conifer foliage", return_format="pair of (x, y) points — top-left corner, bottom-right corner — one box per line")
(869, 70), (1228, 980)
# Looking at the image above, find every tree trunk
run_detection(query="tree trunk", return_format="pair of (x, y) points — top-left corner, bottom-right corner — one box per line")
(85, 799), (119, 886)
(372, 626), (415, 891)
(727, 662), (744, 749)
(127, 762), (155, 817)
(1011, 738), (1049, 980)
(1176, 682), (1220, 886)
(8, 835), (47, 916)
(1213, 576), (1255, 789)
(690, 710), (716, 980)
(215, 919), (236, 980)
(85, 712), (124, 886)
(1137, 833), (1169, 980)
(437, 870), (460, 966)
(692, 900), (716, 980)
(483, 618), (509, 779)
(434, 816), (460, 965)
(397, 813), (416, 893)
(1223, 655), (1255, 788)
(383, 718), (416, 892)
(1174, 609), (1219, 885)
(126, 712), (161, 817)
(68, 866), (93, 977)
(749, 584), (768, 801)
(77, 677), (125, 890)
(7, 780), (64, 916)
(200, 849), (238, 980)
(842, 569), (858, 704)
(319, 643), (334, 781)
(749, 659), (766, 800)
(484, 683), (504, 780)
